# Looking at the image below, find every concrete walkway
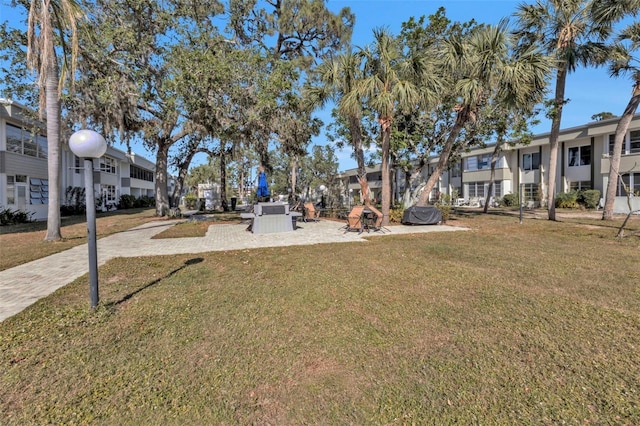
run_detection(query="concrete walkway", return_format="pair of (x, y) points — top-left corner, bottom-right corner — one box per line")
(0, 219), (466, 322)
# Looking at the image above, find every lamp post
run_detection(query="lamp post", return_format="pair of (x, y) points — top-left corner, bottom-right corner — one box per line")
(69, 130), (107, 309)
(319, 184), (326, 209)
(519, 183), (524, 225)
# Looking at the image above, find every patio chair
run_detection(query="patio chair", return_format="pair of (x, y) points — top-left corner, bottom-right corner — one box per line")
(365, 205), (385, 232)
(344, 205), (365, 233)
(303, 202), (320, 222)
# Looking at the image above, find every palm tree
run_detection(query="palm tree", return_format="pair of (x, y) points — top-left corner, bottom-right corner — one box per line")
(347, 28), (438, 225)
(307, 50), (372, 204)
(416, 22), (550, 207)
(513, 0), (609, 220)
(26, 0), (83, 241)
(591, 0), (640, 220)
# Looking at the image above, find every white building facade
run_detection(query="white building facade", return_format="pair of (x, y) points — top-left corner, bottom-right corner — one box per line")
(339, 114), (640, 214)
(1, 99), (157, 221)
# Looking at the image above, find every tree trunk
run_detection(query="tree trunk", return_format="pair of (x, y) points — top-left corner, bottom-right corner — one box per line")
(547, 67), (568, 221)
(602, 82), (640, 220)
(380, 123), (391, 225)
(416, 110), (467, 207)
(171, 166), (187, 209)
(289, 155), (298, 203)
(404, 157), (428, 207)
(240, 157), (251, 201)
(44, 53), (62, 241)
(155, 140), (170, 216)
(220, 150), (228, 211)
(349, 115), (370, 204)
(402, 169), (412, 207)
(171, 151), (197, 208)
(484, 138), (503, 213)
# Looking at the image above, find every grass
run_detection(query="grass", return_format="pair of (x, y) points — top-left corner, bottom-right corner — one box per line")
(151, 211), (243, 238)
(0, 208), (161, 271)
(1, 211), (639, 424)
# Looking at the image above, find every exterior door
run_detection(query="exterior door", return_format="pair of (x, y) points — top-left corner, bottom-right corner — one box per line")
(16, 184), (27, 210)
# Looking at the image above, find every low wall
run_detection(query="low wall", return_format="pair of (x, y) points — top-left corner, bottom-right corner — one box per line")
(614, 197), (640, 214)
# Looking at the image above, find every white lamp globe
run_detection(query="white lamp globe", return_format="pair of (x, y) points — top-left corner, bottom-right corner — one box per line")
(69, 129), (107, 158)
(319, 185), (326, 192)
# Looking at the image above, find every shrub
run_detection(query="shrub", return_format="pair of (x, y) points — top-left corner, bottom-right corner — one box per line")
(61, 186), (86, 216)
(501, 193), (519, 207)
(435, 203), (451, 223)
(184, 194), (198, 209)
(118, 194), (136, 209)
(134, 196), (155, 208)
(60, 204), (84, 216)
(579, 189), (601, 209)
(389, 207), (405, 223)
(555, 191), (580, 209)
(0, 207), (13, 225)
(0, 207), (34, 225)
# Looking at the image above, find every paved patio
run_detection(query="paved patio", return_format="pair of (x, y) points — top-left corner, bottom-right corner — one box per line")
(0, 219), (467, 322)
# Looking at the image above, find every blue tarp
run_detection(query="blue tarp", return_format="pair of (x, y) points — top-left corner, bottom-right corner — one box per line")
(257, 171), (270, 197)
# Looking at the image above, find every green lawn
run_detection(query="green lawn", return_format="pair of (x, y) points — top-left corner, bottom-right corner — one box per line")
(1, 213), (638, 424)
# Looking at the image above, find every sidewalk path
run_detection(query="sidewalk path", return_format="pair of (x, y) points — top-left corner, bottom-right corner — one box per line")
(0, 219), (466, 322)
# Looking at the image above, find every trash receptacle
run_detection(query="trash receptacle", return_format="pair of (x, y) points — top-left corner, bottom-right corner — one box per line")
(231, 197), (237, 211)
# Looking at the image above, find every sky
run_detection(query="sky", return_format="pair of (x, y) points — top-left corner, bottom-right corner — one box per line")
(1, 0), (636, 173)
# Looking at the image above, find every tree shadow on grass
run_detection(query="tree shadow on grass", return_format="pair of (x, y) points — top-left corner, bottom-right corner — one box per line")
(452, 208), (637, 232)
(105, 257), (204, 308)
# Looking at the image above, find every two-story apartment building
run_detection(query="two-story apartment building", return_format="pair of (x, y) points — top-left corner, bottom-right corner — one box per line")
(1, 98), (157, 221)
(339, 114), (640, 214)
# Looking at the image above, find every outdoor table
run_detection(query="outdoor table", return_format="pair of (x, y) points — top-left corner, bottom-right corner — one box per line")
(361, 209), (378, 232)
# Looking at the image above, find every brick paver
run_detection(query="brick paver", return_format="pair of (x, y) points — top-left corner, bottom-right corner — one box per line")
(0, 219), (465, 322)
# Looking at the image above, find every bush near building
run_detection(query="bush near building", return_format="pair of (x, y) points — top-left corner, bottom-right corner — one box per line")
(0, 207), (34, 225)
(556, 189), (601, 210)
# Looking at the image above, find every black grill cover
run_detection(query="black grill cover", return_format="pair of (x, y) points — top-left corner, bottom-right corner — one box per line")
(401, 206), (442, 225)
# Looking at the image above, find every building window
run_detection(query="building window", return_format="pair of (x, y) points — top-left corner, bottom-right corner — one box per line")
(6, 124), (22, 153)
(522, 152), (540, 170)
(569, 181), (591, 191)
(608, 134), (616, 156)
(6, 175), (28, 205)
(493, 181), (502, 198)
(608, 131), (640, 155)
(130, 165), (154, 182)
(23, 138), (38, 157)
(522, 183), (537, 201)
(617, 173), (640, 196)
(478, 154), (490, 170)
(101, 184), (117, 203)
(29, 178), (49, 204)
(465, 155), (492, 171)
(568, 145), (591, 167)
(465, 156), (477, 171)
(5, 123), (47, 158)
(6, 176), (15, 204)
(37, 134), (48, 159)
(468, 182), (486, 198)
(631, 130), (640, 154)
(450, 161), (462, 178)
(100, 157), (116, 174)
